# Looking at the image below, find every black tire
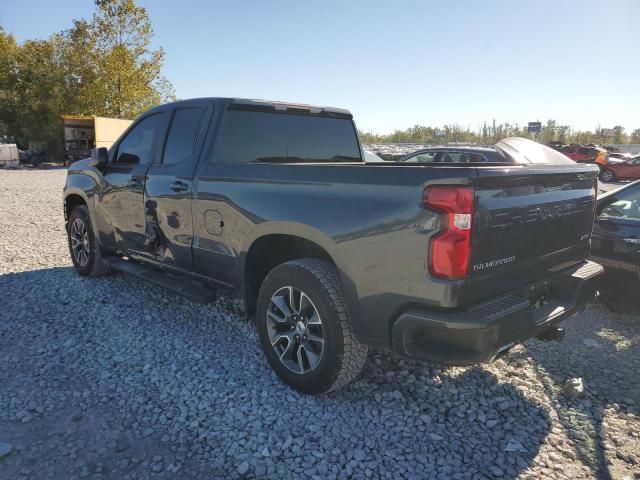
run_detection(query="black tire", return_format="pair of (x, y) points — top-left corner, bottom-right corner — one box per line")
(67, 205), (110, 277)
(256, 259), (368, 394)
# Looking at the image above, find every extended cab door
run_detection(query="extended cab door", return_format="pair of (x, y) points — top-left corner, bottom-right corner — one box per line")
(95, 111), (167, 256)
(143, 102), (212, 270)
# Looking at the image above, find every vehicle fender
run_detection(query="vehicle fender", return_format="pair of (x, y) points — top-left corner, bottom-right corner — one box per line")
(241, 221), (363, 332)
(64, 172), (99, 234)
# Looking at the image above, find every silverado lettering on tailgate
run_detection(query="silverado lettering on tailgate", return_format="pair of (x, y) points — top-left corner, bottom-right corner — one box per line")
(473, 256), (516, 272)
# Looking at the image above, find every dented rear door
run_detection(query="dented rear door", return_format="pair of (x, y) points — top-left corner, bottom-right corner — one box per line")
(144, 102), (213, 270)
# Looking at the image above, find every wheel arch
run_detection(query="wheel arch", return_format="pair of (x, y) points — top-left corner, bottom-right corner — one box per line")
(64, 192), (89, 222)
(64, 172), (99, 234)
(241, 226), (360, 326)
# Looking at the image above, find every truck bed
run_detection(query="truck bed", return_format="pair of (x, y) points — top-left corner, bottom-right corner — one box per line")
(192, 159), (599, 347)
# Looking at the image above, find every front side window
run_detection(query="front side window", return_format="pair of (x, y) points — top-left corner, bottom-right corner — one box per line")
(600, 186), (640, 221)
(162, 107), (205, 164)
(115, 113), (163, 165)
(212, 110), (361, 163)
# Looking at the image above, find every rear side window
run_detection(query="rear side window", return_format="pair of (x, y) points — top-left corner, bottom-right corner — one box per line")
(115, 113), (163, 165)
(212, 110), (361, 163)
(163, 107), (205, 164)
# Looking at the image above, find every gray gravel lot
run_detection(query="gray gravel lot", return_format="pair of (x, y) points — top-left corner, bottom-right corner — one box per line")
(0, 169), (639, 480)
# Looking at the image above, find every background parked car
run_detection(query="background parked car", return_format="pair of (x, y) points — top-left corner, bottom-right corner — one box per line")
(398, 145), (505, 163)
(599, 155), (640, 182)
(591, 180), (640, 309)
(608, 152), (634, 162)
(0, 143), (20, 168)
(564, 144), (609, 164)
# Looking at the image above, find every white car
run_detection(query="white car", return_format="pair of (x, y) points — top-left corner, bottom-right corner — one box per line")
(0, 143), (20, 168)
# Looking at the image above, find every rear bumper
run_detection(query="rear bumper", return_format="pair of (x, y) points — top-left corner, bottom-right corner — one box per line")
(391, 260), (603, 365)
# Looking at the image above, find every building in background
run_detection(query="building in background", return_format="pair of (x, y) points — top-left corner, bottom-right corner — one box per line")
(62, 116), (132, 164)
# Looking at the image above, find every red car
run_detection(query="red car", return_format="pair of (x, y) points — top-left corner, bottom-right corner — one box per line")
(564, 145), (608, 164)
(599, 155), (640, 182)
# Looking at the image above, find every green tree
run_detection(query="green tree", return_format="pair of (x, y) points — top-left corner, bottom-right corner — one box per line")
(612, 126), (625, 145)
(70, 0), (175, 118)
(0, 28), (18, 142)
(0, 0), (174, 158)
(0, 30), (66, 151)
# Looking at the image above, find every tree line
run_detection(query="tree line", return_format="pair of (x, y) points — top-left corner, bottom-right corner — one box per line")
(0, 0), (174, 157)
(361, 120), (640, 146)
(2, 2), (638, 159)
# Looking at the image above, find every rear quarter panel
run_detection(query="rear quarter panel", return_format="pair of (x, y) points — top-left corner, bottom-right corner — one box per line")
(192, 162), (478, 345)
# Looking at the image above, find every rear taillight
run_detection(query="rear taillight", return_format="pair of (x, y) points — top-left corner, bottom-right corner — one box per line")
(423, 185), (474, 280)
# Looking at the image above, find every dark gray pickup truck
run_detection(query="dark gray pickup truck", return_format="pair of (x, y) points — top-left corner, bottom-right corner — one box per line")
(63, 97), (603, 394)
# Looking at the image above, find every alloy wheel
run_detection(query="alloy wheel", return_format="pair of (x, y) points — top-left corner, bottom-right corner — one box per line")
(70, 218), (90, 267)
(267, 286), (325, 374)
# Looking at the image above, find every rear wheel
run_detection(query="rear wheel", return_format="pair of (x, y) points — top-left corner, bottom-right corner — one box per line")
(256, 259), (368, 394)
(67, 205), (110, 277)
(599, 169), (615, 182)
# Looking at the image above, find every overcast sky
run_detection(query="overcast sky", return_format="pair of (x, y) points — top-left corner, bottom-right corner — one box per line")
(2, 0), (638, 134)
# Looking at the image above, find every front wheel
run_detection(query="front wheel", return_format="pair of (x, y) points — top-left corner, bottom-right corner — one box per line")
(67, 205), (110, 276)
(599, 169), (615, 182)
(256, 259), (368, 394)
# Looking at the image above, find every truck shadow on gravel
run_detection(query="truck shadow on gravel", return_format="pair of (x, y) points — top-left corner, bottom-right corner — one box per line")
(1, 267), (551, 479)
(336, 356), (552, 479)
(518, 305), (640, 480)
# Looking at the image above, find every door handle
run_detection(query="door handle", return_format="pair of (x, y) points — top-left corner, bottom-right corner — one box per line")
(170, 181), (189, 192)
(623, 238), (640, 244)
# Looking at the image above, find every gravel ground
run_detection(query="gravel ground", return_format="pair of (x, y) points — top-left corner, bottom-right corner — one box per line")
(0, 169), (639, 480)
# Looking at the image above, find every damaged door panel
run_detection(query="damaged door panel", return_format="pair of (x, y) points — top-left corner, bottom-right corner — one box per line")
(143, 102), (212, 270)
(95, 111), (167, 257)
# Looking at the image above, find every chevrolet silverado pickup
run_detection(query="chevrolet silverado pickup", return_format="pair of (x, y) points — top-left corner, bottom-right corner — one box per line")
(63, 98), (603, 394)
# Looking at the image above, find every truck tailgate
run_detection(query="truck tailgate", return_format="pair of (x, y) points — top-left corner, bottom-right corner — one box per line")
(466, 164), (598, 305)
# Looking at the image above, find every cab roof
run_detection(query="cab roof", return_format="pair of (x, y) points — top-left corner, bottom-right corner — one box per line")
(147, 97), (352, 119)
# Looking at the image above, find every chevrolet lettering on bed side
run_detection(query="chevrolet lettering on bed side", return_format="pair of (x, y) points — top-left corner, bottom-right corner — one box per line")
(487, 198), (594, 229)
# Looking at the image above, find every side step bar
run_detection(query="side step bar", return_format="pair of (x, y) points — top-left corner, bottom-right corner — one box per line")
(106, 257), (216, 304)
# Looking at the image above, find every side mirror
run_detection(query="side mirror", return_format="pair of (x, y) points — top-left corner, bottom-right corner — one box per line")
(90, 147), (108, 168)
